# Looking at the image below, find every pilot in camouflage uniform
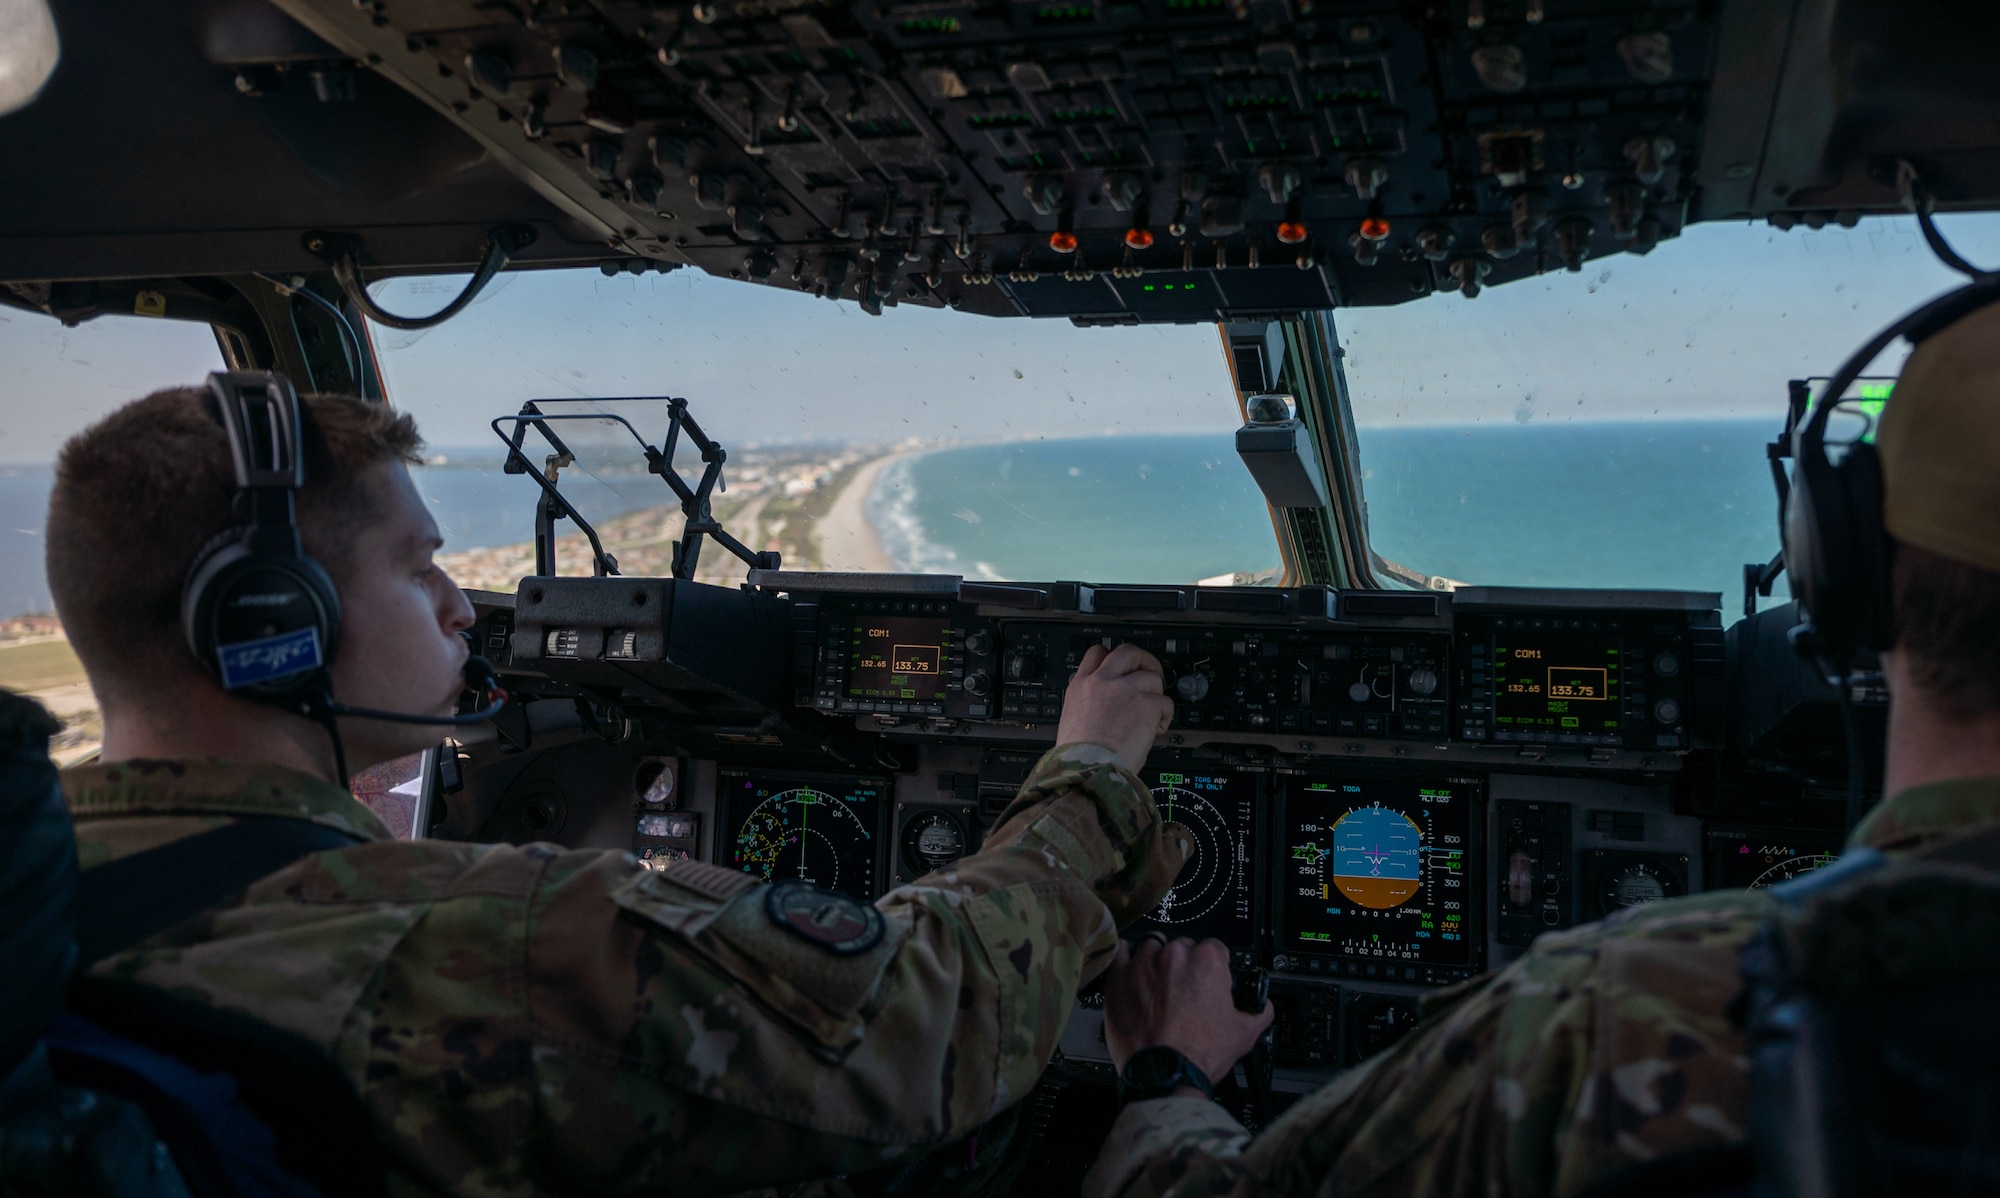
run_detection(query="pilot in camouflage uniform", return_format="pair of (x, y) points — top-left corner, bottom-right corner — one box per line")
(1084, 783), (2000, 1198)
(66, 742), (1188, 1198)
(1084, 304), (2000, 1198)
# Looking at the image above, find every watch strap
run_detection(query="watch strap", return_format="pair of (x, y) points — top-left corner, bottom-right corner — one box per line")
(1116, 1045), (1215, 1108)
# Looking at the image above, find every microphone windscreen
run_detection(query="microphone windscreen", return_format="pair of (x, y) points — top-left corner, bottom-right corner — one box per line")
(463, 654), (498, 692)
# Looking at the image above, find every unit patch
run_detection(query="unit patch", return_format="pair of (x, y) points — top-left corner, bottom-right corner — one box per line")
(764, 879), (885, 956)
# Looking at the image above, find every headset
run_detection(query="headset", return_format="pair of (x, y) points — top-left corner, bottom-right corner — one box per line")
(1783, 276), (2000, 672)
(183, 372), (508, 781)
(1782, 275), (2000, 828)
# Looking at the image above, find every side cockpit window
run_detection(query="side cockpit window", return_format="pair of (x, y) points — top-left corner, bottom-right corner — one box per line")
(0, 310), (224, 764)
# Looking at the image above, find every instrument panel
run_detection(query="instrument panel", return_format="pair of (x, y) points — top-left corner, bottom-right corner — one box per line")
(446, 571), (1863, 1091)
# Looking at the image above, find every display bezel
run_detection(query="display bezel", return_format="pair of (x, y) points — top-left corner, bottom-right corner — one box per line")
(715, 768), (893, 900)
(1271, 769), (1485, 983)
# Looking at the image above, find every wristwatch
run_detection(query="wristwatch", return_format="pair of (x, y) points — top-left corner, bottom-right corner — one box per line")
(1116, 1046), (1215, 1108)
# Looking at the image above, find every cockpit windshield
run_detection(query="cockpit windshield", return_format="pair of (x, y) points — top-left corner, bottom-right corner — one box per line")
(1340, 214), (2000, 604)
(365, 270), (1284, 588)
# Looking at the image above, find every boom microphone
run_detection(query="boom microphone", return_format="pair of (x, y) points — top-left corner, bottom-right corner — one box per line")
(320, 655), (511, 726)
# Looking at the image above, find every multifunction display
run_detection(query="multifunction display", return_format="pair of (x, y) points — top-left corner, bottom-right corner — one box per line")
(1456, 609), (1711, 751)
(720, 769), (888, 900)
(1707, 828), (1844, 890)
(1280, 775), (1478, 976)
(1135, 769), (1256, 948)
(808, 596), (996, 719)
(848, 615), (950, 703)
(1491, 630), (1625, 743)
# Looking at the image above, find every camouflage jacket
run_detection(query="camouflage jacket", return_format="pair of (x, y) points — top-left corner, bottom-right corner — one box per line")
(1085, 777), (2000, 1198)
(66, 743), (1188, 1198)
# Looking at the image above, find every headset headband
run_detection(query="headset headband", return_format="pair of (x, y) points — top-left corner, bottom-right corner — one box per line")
(1794, 276), (2000, 461)
(206, 372), (309, 559)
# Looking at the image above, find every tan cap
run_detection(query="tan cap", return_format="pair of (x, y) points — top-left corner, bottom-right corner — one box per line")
(1876, 300), (2000, 575)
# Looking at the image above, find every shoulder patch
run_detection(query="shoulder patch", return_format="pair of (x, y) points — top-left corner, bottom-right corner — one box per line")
(764, 880), (885, 956)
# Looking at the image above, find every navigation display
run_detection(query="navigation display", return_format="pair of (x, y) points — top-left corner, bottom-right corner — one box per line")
(1280, 775), (1477, 967)
(847, 615), (950, 703)
(720, 770), (888, 900)
(1707, 828), (1844, 890)
(1490, 629), (1624, 744)
(1135, 769), (1256, 947)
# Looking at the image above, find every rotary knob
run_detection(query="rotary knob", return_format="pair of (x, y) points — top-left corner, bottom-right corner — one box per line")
(1175, 673), (1211, 702)
(1004, 648), (1041, 681)
(965, 630), (994, 656)
(1654, 698), (1682, 724)
(1652, 652), (1681, 678)
(963, 670), (991, 697)
(1407, 667), (1440, 697)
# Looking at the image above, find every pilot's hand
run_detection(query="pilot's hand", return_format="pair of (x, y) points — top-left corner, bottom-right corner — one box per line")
(1103, 935), (1275, 1085)
(1057, 643), (1174, 772)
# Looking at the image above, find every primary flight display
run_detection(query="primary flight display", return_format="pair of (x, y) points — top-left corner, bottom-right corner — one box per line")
(1280, 775), (1479, 969)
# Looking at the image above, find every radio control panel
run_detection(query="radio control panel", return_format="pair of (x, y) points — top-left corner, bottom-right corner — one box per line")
(803, 594), (1000, 720)
(999, 622), (1452, 740)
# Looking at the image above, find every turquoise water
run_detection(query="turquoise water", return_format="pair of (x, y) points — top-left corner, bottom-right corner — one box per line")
(868, 422), (1786, 603)
(1356, 419), (1780, 602)
(869, 436), (1284, 584)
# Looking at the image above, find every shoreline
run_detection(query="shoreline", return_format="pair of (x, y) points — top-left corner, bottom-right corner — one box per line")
(815, 447), (924, 571)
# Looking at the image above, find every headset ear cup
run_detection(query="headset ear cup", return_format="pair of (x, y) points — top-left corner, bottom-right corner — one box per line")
(182, 543), (342, 704)
(1785, 436), (1892, 667)
(182, 527), (253, 672)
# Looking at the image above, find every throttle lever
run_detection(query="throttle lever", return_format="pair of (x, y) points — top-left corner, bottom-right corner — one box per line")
(1231, 964), (1270, 1015)
(1231, 966), (1277, 1128)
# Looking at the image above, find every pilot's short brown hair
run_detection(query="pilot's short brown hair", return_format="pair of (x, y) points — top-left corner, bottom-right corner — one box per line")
(1892, 542), (2000, 719)
(46, 387), (422, 700)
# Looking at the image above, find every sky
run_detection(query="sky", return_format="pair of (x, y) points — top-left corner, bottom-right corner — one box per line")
(5, 211), (2000, 461)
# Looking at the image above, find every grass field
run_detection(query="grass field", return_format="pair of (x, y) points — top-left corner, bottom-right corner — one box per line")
(0, 639), (87, 693)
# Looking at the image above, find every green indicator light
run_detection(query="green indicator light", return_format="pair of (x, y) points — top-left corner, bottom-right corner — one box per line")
(1143, 284), (1156, 291)
(1853, 396), (1888, 442)
(1858, 382), (1893, 400)
(1223, 95), (1289, 111)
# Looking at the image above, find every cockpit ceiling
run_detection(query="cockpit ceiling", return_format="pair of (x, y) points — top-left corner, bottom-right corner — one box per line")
(3, 0), (2000, 321)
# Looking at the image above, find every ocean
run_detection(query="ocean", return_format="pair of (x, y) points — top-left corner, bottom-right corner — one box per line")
(870, 421), (1783, 603)
(0, 420), (1789, 618)
(871, 436), (1284, 583)
(1356, 419), (1781, 602)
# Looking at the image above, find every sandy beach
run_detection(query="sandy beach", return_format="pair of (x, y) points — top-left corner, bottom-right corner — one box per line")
(815, 448), (918, 572)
